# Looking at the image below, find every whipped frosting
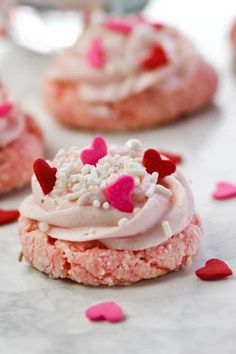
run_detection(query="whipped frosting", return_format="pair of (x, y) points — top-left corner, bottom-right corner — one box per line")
(0, 97), (25, 148)
(47, 17), (200, 103)
(20, 138), (195, 251)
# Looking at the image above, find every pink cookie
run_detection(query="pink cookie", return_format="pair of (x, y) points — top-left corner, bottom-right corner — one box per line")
(0, 113), (44, 194)
(19, 215), (201, 286)
(19, 138), (202, 286)
(0, 81), (44, 193)
(44, 17), (217, 131)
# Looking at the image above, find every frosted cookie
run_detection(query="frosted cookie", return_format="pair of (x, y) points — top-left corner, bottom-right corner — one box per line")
(0, 87), (44, 193)
(44, 17), (218, 131)
(19, 137), (202, 285)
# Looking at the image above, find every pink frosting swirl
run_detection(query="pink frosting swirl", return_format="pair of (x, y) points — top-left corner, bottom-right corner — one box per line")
(47, 17), (200, 103)
(20, 139), (195, 251)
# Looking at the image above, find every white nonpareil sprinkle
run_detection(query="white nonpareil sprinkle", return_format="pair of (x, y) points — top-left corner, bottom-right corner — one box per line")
(81, 165), (91, 175)
(88, 185), (99, 191)
(156, 185), (173, 197)
(67, 188), (87, 200)
(151, 172), (159, 184)
(124, 167), (145, 177)
(93, 200), (101, 208)
(100, 180), (107, 189)
(61, 162), (73, 175)
(108, 167), (115, 175)
(38, 221), (49, 233)
(70, 174), (81, 183)
(118, 217), (129, 226)
(162, 221), (173, 238)
(68, 146), (79, 152)
(87, 176), (100, 185)
(72, 183), (81, 192)
(57, 171), (67, 185)
(145, 184), (156, 198)
(102, 202), (110, 210)
(90, 165), (97, 176)
(55, 148), (65, 158)
(102, 162), (110, 170)
(125, 139), (143, 152)
(134, 177), (141, 186)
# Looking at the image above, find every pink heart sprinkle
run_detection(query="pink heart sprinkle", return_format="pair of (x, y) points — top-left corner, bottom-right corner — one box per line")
(86, 38), (105, 69)
(80, 136), (107, 166)
(104, 175), (135, 213)
(104, 20), (133, 34)
(212, 181), (236, 200)
(86, 301), (125, 323)
(0, 102), (13, 119)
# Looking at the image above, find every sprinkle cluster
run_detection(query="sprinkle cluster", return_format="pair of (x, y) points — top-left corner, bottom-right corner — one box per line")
(52, 141), (158, 202)
(34, 137), (176, 231)
(86, 18), (168, 71)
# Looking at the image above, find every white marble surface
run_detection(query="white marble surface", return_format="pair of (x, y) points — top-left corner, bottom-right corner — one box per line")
(1, 0), (236, 353)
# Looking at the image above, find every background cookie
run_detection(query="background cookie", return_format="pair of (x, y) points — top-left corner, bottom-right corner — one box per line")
(44, 17), (218, 131)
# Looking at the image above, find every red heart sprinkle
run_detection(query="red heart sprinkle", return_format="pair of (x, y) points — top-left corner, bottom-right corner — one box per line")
(151, 23), (165, 30)
(104, 19), (133, 34)
(86, 38), (105, 69)
(159, 151), (183, 164)
(104, 175), (135, 213)
(0, 102), (13, 118)
(80, 136), (107, 166)
(133, 17), (164, 30)
(86, 301), (125, 323)
(195, 259), (233, 281)
(142, 149), (176, 179)
(140, 45), (168, 70)
(33, 159), (57, 195)
(0, 209), (20, 225)
(212, 181), (236, 200)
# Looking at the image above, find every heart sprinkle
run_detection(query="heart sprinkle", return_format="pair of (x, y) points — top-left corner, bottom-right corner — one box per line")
(151, 23), (165, 30)
(0, 102), (13, 118)
(195, 259), (233, 280)
(33, 159), (57, 195)
(133, 16), (164, 30)
(86, 38), (105, 69)
(104, 19), (133, 34)
(80, 136), (107, 166)
(104, 175), (135, 213)
(142, 149), (176, 179)
(0, 209), (20, 225)
(86, 301), (125, 323)
(212, 181), (236, 200)
(140, 45), (168, 70)
(159, 151), (183, 165)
